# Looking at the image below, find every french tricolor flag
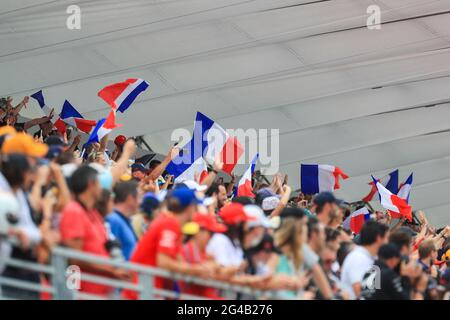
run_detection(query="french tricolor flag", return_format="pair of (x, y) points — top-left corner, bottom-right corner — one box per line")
(55, 100), (97, 134)
(236, 154), (259, 198)
(343, 207), (371, 234)
(98, 78), (149, 113)
(166, 112), (243, 183)
(87, 110), (122, 145)
(30, 90), (52, 116)
(397, 173), (413, 203)
(362, 169), (398, 202)
(300, 164), (348, 195)
(200, 113), (243, 175)
(372, 176), (412, 222)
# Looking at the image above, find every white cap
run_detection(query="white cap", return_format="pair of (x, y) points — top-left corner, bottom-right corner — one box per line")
(244, 205), (273, 228)
(181, 180), (208, 192)
(262, 196), (280, 211)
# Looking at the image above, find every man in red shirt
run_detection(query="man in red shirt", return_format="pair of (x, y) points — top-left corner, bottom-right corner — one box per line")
(123, 188), (215, 299)
(59, 166), (128, 297)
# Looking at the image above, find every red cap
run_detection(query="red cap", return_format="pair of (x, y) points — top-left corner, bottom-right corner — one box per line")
(219, 203), (255, 225)
(193, 213), (227, 233)
(114, 135), (126, 146)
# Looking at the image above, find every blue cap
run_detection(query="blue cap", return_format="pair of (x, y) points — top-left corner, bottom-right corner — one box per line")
(169, 188), (202, 208)
(131, 163), (148, 173)
(141, 192), (161, 216)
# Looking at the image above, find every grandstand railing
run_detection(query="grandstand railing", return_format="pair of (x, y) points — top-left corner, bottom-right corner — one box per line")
(0, 246), (277, 300)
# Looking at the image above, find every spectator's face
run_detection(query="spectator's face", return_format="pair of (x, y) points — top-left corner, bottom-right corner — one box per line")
(89, 179), (102, 201)
(244, 226), (264, 249)
(196, 229), (212, 248)
(375, 232), (389, 249)
(126, 194), (139, 214)
(41, 121), (53, 134)
(95, 154), (106, 166)
(320, 247), (336, 273)
(217, 185), (227, 208)
(312, 224), (326, 252)
(132, 170), (145, 181)
(387, 257), (400, 269)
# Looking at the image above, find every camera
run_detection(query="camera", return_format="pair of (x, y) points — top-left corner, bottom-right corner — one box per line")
(0, 192), (20, 238)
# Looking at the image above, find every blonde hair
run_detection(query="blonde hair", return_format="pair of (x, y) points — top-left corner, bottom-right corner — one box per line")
(274, 217), (304, 271)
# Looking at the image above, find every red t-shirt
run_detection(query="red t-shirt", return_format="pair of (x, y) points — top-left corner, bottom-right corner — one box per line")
(59, 200), (111, 296)
(181, 242), (221, 299)
(123, 213), (182, 299)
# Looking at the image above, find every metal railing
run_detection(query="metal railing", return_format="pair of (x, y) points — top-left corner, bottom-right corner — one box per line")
(0, 246), (275, 300)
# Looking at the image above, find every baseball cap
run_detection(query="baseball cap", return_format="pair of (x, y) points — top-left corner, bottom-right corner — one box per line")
(0, 126), (16, 137)
(244, 205), (273, 229)
(219, 203), (255, 225)
(397, 226), (418, 238)
(45, 135), (66, 147)
(279, 207), (306, 220)
(131, 163), (148, 173)
(175, 180), (207, 192)
(0, 126), (16, 148)
(231, 196), (255, 205)
(256, 187), (280, 201)
(2, 132), (48, 157)
(313, 191), (342, 207)
(262, 196), (280, 211)
(140, 192), (161, 217)
(192, 213), (227, 233)
(169, 188), (203, 209)
(46, 145), (64, 159)
(247, 234), (276, 254)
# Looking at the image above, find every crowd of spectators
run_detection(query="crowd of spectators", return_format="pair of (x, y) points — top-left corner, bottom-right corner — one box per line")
(0, 95), (450, 300)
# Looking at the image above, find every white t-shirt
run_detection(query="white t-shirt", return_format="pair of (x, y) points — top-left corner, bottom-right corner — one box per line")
(340, 246), (375, 300)
(206, 233), (243, 267)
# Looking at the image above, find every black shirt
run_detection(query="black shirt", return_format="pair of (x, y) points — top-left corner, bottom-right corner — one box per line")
(361, 260), (410, 300)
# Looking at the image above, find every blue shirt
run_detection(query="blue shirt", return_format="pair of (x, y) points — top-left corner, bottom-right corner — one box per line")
(106, 210), (137, 260)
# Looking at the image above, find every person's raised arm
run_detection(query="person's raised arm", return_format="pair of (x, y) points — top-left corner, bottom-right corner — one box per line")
(147, 146), (180, 181)
(11, 96), (29, 116)
(110, 139), (136, 184)
(310, 263), (334, 299)
(269, 185), (292, 218)
(226, 173), (236, 196)
(66, 134), (82, 154)
(49, 162), (71, 211)
(200, 158), (223, 188)
(23, 113), (52, 131)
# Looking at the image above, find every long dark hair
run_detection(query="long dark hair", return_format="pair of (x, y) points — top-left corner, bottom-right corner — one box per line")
(224, 222), (246, 248)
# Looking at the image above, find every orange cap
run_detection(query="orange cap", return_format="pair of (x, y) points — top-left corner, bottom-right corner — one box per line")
(0, 126), (16, 137)
(2, 132), (48, 157)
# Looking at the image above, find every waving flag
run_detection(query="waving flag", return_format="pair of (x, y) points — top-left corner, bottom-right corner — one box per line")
(236, 154), (259, 197)
(300, 164), (348, 195)
(372, 176), (412, 222)
(198, 112), (243, 174)
(98, 78), (149, 113)
(56, 100), (96, 134)
(166, 112), (244, 183)
(397, 173), (413, 203)
(86, 110), (122, 145)
(166, 113), (209, 183)
(363, 169), (399, 202)
(30, 90), (52, 116)
(343, 207), (371, 234)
